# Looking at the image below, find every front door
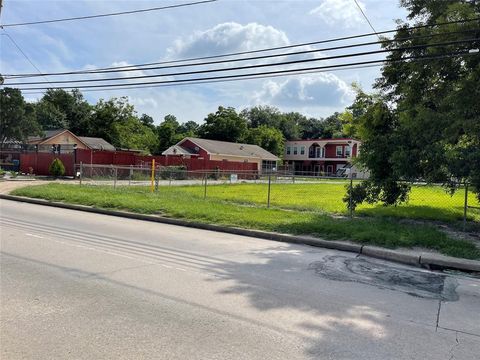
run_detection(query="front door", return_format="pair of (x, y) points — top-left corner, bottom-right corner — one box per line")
(314, 164), (321, 176)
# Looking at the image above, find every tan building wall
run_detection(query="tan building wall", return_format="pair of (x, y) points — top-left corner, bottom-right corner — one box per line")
(30, 132), (88, 149)
(209, 154), (262, 170)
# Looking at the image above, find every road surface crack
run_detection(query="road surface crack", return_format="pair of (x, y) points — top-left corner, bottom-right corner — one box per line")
(435, 300), (442, 331)
(448, 332), (460, 360)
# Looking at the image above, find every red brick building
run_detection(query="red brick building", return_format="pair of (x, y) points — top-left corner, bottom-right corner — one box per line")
(283, 138), (363, 176)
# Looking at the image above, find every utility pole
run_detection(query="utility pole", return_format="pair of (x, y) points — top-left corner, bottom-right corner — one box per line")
(0, 0), (4, 23)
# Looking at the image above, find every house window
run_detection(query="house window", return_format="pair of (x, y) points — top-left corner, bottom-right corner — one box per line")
(315, 147), (321, 158)
(345, 146), (351, 157)
(286, 146), (291, 155)
(336, 146), (343, 157)
(293, 147), (298, 155)
(300, 146), (305, 155)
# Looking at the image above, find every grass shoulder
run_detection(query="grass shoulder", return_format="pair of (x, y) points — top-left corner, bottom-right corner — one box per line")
(11, 183), (480, 260)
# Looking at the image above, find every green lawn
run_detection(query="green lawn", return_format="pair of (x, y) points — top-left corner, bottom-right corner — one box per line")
(179, 182), (480, 222)
(11, 183), (480, 260)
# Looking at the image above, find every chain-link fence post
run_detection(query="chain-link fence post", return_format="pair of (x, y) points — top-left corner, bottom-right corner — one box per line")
(463, 181), (469, 232)
(155, 168), (159, 192)
(79, 162), (83, 186)
(204, 172), (207, 199)
(267, 174), (271, 208)
(349, 170), (354, 218)
(113, 165), (117, 190)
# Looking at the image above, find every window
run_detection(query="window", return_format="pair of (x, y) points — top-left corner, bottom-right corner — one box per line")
(315, 147), (321, 158)
(345, 146), (351, 157)
(336, 146), (343, 157)
(300, 146), (305, 155)
(286, 146), (291, 155)
(293, 147), (298, 155)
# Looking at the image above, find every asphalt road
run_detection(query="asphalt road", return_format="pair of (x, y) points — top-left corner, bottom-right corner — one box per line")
(1, 199), (479, 359)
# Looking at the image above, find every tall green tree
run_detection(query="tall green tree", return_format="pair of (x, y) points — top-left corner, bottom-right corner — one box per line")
(278, 112), (302, 140)
(178, 120), (199, 136)
(156, 115), (184, 153)
(113, 117), (158, 153)
(199, 106), (248, 142)
(34, 100), (68, 130)
(348, 0), (480, 206)
(241, 106), (283, 128)
(139, 114), (155, 130)
(0, 88), (41, 147)
(298, 116), (325, 139)
(40, 89), (91, 134)
(321, 113), (344, 138)
(245, 125), (285, 157)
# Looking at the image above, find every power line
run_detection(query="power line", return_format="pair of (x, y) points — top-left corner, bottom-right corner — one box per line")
(352, 0), (380, 39)
(12, 51), (476, 91)
(0, 30), (51, 88)
(6, 38), (478, 86)
(0, 0), (218, 28)
(20, 64), (385, 95)
(5, 28), (477, 80)
(4, 17), (480, 78)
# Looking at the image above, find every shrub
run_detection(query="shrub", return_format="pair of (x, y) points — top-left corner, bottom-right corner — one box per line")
(49, 158), (65, 177)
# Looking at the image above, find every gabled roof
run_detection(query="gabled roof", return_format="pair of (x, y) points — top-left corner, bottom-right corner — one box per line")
(79, 137), (115, 151)
(181, 137), (280, 161)
(27, 129), (66, 143)
(162, 144), (198, 156)
(26, 129), (115, 151)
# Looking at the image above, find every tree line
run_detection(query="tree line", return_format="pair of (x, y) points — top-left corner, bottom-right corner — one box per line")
(0, 87), (349, 156)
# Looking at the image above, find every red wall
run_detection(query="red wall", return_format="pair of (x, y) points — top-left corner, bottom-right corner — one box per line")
(20, 149), (258, 176)
(20, 153), (75, 176)
(325, 144), (341, 158)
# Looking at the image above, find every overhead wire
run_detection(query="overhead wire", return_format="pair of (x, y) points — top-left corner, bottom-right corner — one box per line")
(13, 51), (476, 91)
(0, 0), (218, 28)
(4, 28), (478, 80)
(0, 30), (50, 92)
(6, 38), (479, 86)
(352, 0), (380, 40)
(4, 17), (480, 79)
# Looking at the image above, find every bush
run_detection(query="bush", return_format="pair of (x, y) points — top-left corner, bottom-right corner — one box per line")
(49, 158), (65, 177)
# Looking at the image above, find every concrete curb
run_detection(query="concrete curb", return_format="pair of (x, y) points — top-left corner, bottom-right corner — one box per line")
(2, 194), (479, 273)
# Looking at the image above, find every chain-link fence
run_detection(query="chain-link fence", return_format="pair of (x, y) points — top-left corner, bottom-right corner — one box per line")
(76, 163), (480, 229)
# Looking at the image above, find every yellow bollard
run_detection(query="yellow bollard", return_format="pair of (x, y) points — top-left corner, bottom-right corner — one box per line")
(151, 159), (155, 193)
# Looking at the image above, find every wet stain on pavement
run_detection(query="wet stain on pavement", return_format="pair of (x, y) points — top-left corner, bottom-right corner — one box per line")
(308, 255), (458, 301)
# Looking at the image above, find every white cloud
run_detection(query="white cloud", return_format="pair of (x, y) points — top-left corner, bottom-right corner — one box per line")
(309, 0), (366, 27)
(166, 22), (290, 58)
(253, 73), (354, 107)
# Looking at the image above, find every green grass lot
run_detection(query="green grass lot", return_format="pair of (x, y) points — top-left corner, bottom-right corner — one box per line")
(12, 183), (480, 260)
(181, 181), (480, 223)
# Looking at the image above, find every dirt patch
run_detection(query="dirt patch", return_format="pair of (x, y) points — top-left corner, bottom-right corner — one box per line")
(0, 179), (78, 194)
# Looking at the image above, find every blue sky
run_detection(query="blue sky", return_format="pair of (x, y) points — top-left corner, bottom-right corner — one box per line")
(0, 0), (408, 124)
